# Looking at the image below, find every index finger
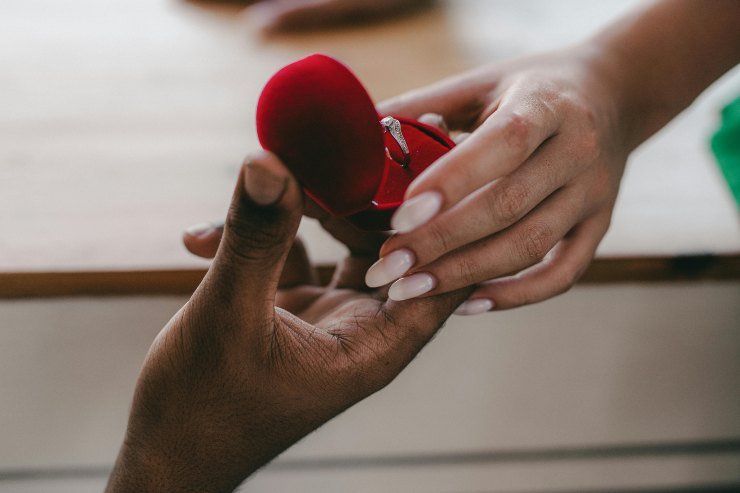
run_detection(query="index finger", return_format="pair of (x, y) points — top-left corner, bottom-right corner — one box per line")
(376, 69), (496, 131)
(391, 96), (563, 233)
(379, 286), (473, 354)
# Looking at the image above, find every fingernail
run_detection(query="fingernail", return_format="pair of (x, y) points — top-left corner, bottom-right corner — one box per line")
(244, 160), (286, 206)
(184, 222), (216, 237)
(365, 249), (415, 288)
(453, 132), (471, 144)
(391, 191), (443, 233)
(454, 299), (494, 316)
(388, 273), (436, 301)
(418, 113), (449, 134)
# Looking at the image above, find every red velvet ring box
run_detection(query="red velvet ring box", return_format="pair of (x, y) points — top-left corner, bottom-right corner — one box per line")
(256, 54), (454, 231)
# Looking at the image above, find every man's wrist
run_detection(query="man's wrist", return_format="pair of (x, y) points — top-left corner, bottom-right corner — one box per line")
(105, 434), (245, 493)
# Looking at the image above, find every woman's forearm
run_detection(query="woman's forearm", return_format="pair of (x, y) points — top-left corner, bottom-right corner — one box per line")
(591, 0), (740, 149)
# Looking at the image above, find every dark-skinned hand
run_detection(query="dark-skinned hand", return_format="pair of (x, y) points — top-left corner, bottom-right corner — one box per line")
(106, 151), (469, 493)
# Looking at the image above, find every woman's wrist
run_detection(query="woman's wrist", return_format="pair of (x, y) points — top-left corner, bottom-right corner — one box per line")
(586, 33), (681, 151)
(585, 0), (740, 151)
(568, 28), (679, 154)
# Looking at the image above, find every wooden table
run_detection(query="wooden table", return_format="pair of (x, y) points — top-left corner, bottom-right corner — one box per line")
(1, 0), (738, 298)
(1, 1), (739, 491)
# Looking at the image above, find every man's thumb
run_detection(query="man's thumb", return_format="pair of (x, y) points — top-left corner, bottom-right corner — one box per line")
(210, 151), (303, 304)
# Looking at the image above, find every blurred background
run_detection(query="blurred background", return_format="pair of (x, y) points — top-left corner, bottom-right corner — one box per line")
(1, 0), (739, 491)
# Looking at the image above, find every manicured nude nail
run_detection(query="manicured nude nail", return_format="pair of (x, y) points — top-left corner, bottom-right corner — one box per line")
(418, 113), (449, 134)
(391, 191), (443, 233)
(184, 222), (216, 237)
(365, 249), (415, 288)
(454, 299), (494, 316)
(244, 161), (286, 206)
(453, 132), (471, 144)
(388, 273), (436, 301)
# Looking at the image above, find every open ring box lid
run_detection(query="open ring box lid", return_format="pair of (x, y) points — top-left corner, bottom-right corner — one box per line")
(256, 54), (454, 230)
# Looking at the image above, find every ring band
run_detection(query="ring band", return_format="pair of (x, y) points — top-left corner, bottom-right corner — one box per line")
(381, 116), (410, 167)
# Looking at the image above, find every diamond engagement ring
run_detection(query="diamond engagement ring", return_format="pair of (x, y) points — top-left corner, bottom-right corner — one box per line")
(381, 116), (410, 167)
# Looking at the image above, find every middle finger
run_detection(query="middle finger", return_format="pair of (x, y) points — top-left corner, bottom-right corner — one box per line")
(386, 184), (588, 300)
(368, 136), (582, 287)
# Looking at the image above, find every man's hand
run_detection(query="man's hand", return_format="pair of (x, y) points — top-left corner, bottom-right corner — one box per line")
(106, 151), (469, 493)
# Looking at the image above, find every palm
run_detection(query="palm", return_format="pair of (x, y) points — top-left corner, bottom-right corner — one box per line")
(269, 201), (391, 323)
(275, 238), (386, 336)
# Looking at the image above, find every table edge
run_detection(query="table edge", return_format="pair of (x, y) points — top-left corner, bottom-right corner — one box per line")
(1, 254), (739, 299)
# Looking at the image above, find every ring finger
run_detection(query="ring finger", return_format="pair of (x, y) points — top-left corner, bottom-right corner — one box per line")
(386, 184), (588, 301)
(368, 136), (583, 287)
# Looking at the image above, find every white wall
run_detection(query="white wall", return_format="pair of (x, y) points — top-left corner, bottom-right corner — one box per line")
(1, 282), (739, 491)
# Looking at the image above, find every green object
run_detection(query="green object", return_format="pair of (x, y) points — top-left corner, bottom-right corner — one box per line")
(711, 96), (740, 208)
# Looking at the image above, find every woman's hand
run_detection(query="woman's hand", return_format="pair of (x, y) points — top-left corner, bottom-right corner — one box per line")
(366, 0), (740, 315)
(364, 46), (630, 314)
(193, 0), (433, 33)
(106, 152), (468, 493)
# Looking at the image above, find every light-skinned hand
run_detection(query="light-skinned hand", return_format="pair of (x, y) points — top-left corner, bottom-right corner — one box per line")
(364, 0), (740, 315)
(366, 47), (625, 313)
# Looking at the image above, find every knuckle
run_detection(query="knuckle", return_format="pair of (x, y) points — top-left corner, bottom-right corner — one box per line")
(455, 256), (482, 286)
(556, 91), (577, 114)
(223, 206), (287, 262)
(424, 221), (453, 259)
(502, 112), (534, 157)
(517, 222), (555, 261)
(493, 181), (529, 223)
(580, 104), (598, 129)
